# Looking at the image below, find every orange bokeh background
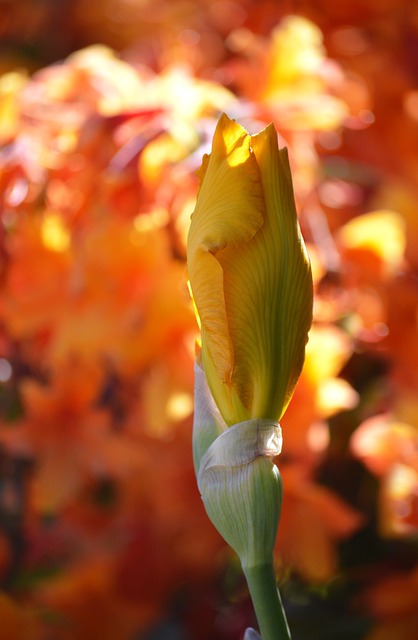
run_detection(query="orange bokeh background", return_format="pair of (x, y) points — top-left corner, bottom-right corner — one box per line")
(0, 2), (417, 639)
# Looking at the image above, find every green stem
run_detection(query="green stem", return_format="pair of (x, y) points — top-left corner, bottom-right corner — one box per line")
(243, 562), (291, 640)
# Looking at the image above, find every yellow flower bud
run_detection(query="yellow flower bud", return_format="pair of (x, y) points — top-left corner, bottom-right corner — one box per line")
(187, 113), (313, 426)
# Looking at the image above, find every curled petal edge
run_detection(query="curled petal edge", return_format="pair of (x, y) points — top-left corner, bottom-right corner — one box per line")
(197, 418), (282, 493)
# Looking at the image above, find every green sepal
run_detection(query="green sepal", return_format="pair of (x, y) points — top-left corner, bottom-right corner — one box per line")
(192, 361), (227, 474)
(196, 409), (283, 568)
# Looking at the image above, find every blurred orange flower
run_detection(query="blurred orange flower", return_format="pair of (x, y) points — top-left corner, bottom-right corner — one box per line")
(0, 593), (41, 640)
(364, 565), (418, 640)
(351, 414), (418, 536)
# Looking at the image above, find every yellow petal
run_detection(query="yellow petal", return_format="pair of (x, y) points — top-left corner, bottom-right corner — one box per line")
(252, 127), (313, 418)
(187, 114), (264, 422)
(190, 114), (264, 252)
(217, 124), (312, 420)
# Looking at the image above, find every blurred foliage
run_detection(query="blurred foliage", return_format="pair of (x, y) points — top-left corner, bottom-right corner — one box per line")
(0, 1), (417, 639)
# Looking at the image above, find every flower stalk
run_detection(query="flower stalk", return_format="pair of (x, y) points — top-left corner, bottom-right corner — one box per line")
(244, 563), (291, 640)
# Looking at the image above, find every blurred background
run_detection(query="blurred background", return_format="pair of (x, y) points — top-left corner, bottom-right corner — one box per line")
(0, 1), (417, 638)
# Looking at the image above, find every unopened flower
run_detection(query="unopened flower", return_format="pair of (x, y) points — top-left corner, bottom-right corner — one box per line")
(187, 113), (313, 427)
